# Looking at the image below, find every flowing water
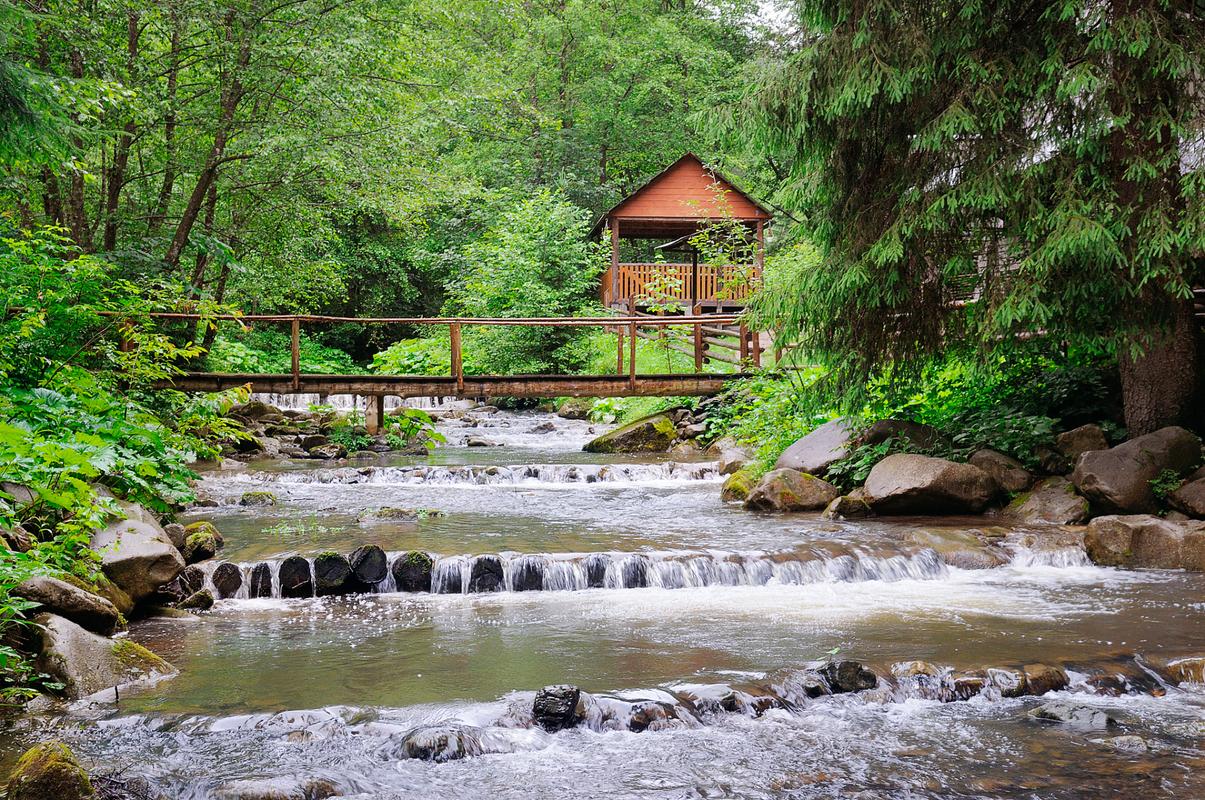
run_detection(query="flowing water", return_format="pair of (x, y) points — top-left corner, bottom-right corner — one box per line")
(5, 408), (1204, 799)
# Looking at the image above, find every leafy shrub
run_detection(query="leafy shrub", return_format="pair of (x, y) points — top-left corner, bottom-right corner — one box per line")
(206, 327), (360, 374)
(371, 337), (450, 376)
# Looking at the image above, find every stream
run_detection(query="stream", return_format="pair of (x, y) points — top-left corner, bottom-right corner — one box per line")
(6, 407), (1205, 798)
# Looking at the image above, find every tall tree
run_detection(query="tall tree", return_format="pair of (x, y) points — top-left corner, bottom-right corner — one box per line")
(741, 0), (1203, 433)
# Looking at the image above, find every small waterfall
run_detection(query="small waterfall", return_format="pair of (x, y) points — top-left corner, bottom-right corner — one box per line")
(215, 462), (720, 487)
(1006, 545), (1091, 568)
(250, 392), (455, 412)
(200, 547), (949, 600)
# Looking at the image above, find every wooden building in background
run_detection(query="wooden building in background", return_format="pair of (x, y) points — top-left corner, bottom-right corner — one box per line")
(592, 153), (771, 312)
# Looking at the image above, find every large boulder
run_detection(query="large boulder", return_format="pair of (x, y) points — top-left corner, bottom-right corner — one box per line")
(744, 469), (840, 512)
(773, 419), (851, 476)
(533, 685), (585, 731)
(1169, 473), (1205, 519)
(4, 741), (94, 800)
(89, 502), (185, 601)
(14, 576), (121, 635)
(858, 419), (948, 450)
(1070, 426), (1202, 513)
(582, 412), (678, 454)
(1004, 477), (1090, 525)
(1083, 515), (1205, 570)
(1056, 424), (1109, 461)
(968, 449), (1032, 494)
(864, 455), (999, 515)
(34, 613), (174, 699)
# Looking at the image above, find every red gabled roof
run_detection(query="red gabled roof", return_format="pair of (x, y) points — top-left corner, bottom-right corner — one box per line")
(591, 153), (771, 237)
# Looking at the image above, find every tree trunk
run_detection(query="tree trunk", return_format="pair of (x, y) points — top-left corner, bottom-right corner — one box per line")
(149, 9), (181, 234)
(102, 11), (141, 252)
(1119, 296), (1200, 436)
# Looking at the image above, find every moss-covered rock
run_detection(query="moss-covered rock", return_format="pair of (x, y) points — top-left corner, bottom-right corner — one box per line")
(178, 589), (215, 611)
(35, 613), (174, 699)
(392, 550), (434, 592)
(182, 531), (220, 564)
(239, 491), (277, 507)
(744, 469), (840, 512)
(582, 412), (678, 454)
(4, 741), (94, 800)
(721, 468), (757, 502)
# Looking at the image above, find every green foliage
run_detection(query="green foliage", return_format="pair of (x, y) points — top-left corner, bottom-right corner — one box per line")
(385, 408), (445, 452)
(446, 190), (606, 374)
(205, 327), (361, 375)
(704, 369), (835, 468)
(371, 338), (450, 377)
(1150, 469), (1185, 503)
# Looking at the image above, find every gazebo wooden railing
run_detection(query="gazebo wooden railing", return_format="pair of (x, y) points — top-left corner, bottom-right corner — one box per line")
(600, 263), (760, 308)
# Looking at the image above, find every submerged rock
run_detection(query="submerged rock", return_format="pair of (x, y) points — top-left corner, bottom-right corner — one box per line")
(817, 660), (878, 693)
(313, 552), (352, 595)
(213, 777), (338, 800)
(4, 741), (94, 800)
(279, 556), (314, 598)
(582, 412), (678, 454)
(89, 502), (185, 602)
(399, 724), (484, 762)
(34, 613), (173, 699)
(1070, 426), (1202, 513)
(744, 469), (840, 512)
(1004, 477), (1090, 525)
(774, 419), (851, 476)
(1084, 514), (1205, 570)
(391, 551), (433, 593)
(239, 491), (278, 507)
(14, 576), (121, 635)
(1029, 701), (1115, 730)
(533, 685), (585, 731)
(864, 455), (999, 515)
(467, 555), (504, 592)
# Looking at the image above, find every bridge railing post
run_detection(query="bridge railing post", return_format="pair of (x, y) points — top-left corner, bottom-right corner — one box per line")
(616, 327), (624, 375)
(290, 317), (300, 390)
(449, 321), (464, 395)
(628, 320), (637, 389)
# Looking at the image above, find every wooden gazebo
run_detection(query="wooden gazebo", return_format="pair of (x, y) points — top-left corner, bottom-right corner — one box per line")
(592, 153), (771, 312)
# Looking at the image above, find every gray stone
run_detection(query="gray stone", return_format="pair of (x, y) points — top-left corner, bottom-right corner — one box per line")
(399, 724), (484, 762)
(213, 777), (338, 800)
(864, 454), (999, 515)
(823, 492), (874, 520)
(1071, 426), (1202, 513)
(1005, 477), (1090, 525)
(163, 522), (186, 550)
(969, 449), (1032, 494)
(34, 613), (173, 699)
(533, 685), (585, 731)
(744, 469), (840, 512)
(1170, 477), (1205, 519)
(708, 436), (753, 476)
(817, 660), (878, 693)
(90, 502), (185, 601)
(583, 412), (678, 454)
(15, 576), (121, 635)
(1028, 701), (1114, 730)
(1057, 424), (1109, 460)
(465, 436), (501, 448)
(858, 419), (948, 450)
(307, 443), (347, 460)
(774, 419), (852, 476)
(1084, 514), (1205, 570)
(299, 434), (330, 450)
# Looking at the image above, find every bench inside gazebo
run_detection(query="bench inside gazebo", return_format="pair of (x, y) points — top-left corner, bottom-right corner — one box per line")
(593, 153), (771, 313)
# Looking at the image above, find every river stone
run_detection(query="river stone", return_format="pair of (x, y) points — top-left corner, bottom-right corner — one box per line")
(1167, 657), (1205, 683)
(823, 492), (874, 520)
(1029, 701), (1114, 730)
(774, 419), (852, 476)
(584, 553), (610, 588)
(533, 684), (585, 731)
(582, 412), (678, 454)
(817, 660), (878, 693)
(1170, 476), (1205, 519)
(968, 449), (1032, 494)
(467, 555), (504, 592)
(2, 523), (34, 552)
(557, 397), (593, 420)
(620, 555), (649, 588)
(348, 545), (388, 589)
(178, 589), (215, 610)
(90, 501), (185, 601)
(4, 741), (94, 800)
(299, 434), (330, 450)
(392, 551), (433, 592)
(400, 724), (484, 762)
(859, 419), (948, 450)
(163, 522), (186, 550)
(232, 400), (277, 420)
(744, 469), (840, 512)
(213, 777), (338, 800)
(249, 563), (274, 598)
(182, 529), (220, 564)
(1105, 735), (1150, 753)
(720, 468), (756, 502)
(1057, 424), (1109, 460)
(279, 556), (314, 598)
(627, 701), (685, 732)
(15, 576), (121, 635)
(308, 443), (347, 460)
(1083, 514), (1205, 570)
(985, 667), (1028, 698)
(313, 552), (352, 595)
(1023, 663), (1069, 695)
(212, 562), (244, 598)
(511, 557), (545, 591)
(708, 436), (752, 475)
(34, 613), (173, 699)
(1004, 477), (1090, 525)
(239, 491), (278, 507)
(1071, 426), (1202, 513)
(864, 454), (999, 515)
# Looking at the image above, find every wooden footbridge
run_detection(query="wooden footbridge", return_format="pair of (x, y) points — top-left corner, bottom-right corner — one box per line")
(133, 312), (764, 433)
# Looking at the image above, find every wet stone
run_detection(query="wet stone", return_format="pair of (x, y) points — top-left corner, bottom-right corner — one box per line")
(400, 724), (484, 762)
(468, 555), (504, 592)
(314, 552), (352, 595)
(533, 685), (584, 731)
(1029, 701), (1115, 730)
(249, 563), (274, 598)
(818, 660), (878, 694)
(279, 556), (313, 598)
(348, 545), (388, 589)
(621, 555), (649, 589)
(392, 551), (433, 592)
(179, 589), (214, 611)
(1023, 663), (1069, 696)
(211, 562), (243, 599)
(511, 557), (545, 591)
(584, 553), (610, 588)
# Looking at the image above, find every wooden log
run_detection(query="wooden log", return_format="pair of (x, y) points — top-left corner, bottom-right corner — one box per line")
(694, 322), (703, 372)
